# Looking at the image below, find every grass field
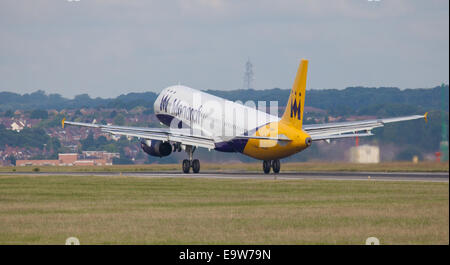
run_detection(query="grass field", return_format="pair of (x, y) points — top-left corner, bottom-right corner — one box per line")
(0, 174), (448, 244)
(1, 161), (448, 173)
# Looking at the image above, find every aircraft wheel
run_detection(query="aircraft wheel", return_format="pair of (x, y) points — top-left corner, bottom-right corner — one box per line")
(192, 159), (200, 173)
(263, 160), (271, 174)
(272, 159), (280, 173)
(182, 159), (190, 173)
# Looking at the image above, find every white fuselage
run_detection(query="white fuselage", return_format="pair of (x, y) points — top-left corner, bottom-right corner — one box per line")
(154, 85), (280, 140)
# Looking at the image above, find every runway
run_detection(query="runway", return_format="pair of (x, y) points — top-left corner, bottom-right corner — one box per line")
(1, 171), (448, 182)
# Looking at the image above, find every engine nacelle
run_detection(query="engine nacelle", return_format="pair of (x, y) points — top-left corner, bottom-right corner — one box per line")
(141, 139), (172, 157)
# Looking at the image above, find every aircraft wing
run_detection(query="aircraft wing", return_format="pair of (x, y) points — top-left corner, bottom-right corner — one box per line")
(63, 120), (291, 150)
(304, 113), (427, 141)
(63, 120), (217, 149)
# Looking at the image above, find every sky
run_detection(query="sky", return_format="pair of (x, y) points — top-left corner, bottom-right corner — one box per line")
(0, 0), (448, 98)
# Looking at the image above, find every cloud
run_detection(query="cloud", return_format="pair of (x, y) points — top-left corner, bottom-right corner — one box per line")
(0, 0), (448, 97)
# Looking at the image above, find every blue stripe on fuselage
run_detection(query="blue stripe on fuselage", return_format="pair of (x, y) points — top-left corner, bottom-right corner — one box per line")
(156, 113), (269, 154)
(214, 139), (248, 153)
(214, 123), (270, 153)
(156, 114), (175, 127)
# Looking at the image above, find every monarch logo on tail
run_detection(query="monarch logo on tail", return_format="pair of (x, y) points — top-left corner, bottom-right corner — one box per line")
(290, 93), (302, 120)
(281, 59), (308, 129)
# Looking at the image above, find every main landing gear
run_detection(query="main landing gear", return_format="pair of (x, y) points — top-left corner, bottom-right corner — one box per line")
(182, 145), (200, 173)
(262, 159), (280, 174)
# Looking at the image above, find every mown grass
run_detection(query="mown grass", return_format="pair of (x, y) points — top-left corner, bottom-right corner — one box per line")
(1, 161), (448, 173)
(0, 175), (447, 244)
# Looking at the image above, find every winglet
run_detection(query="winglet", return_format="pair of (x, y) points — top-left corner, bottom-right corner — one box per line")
(62, 117), (66, 129)
(424, 112), (428, 123)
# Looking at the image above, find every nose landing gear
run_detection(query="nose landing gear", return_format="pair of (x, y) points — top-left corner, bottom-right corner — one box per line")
(262, 159), (281, 174)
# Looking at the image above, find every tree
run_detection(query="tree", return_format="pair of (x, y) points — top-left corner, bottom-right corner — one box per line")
(30, 109), (48, 119)
(7, 155), (16, 166)
(110, 110), (117, 118)
(3, 110), (13, 117)
(114, 114), (126, 126)
(96, 135), (108, 147)
(80, 132), (95, 150)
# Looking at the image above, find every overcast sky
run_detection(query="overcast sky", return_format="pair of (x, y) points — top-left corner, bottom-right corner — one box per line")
(0, 0), (448, 98)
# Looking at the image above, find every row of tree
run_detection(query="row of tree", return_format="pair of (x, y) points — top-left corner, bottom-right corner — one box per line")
(1, 85), (447, 113)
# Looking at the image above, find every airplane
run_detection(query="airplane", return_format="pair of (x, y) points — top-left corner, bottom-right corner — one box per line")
(62, 59), (428, 174)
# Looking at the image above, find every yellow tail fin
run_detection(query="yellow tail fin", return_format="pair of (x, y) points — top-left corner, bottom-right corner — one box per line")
(281, 59), (308, 129)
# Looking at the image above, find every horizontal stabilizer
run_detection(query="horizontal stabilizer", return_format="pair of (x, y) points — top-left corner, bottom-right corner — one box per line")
(311, 132), (373, 141)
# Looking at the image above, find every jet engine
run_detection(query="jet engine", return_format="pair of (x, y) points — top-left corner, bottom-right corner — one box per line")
(141, 139), (172, 157)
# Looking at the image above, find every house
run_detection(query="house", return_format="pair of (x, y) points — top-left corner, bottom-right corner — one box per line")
(16, 160), (59, 166)
(15, 152), (116, 166)
(58, 153), (78, 165)
(10, 121), (25, 132)
(350, 145), (380, 163)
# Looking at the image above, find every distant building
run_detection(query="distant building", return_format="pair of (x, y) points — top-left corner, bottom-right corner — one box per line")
(73, 159), (108, 166)
(16, 160), (59, 166)
(0, 160), (12, 166)
(58, 153), (78, 166)
(81, 151), (120, 161)
(0, 118), (38, 132)
(349, 145), (380, 164)
(10, 121), (25, 132)
(16, 151), (118, 166)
